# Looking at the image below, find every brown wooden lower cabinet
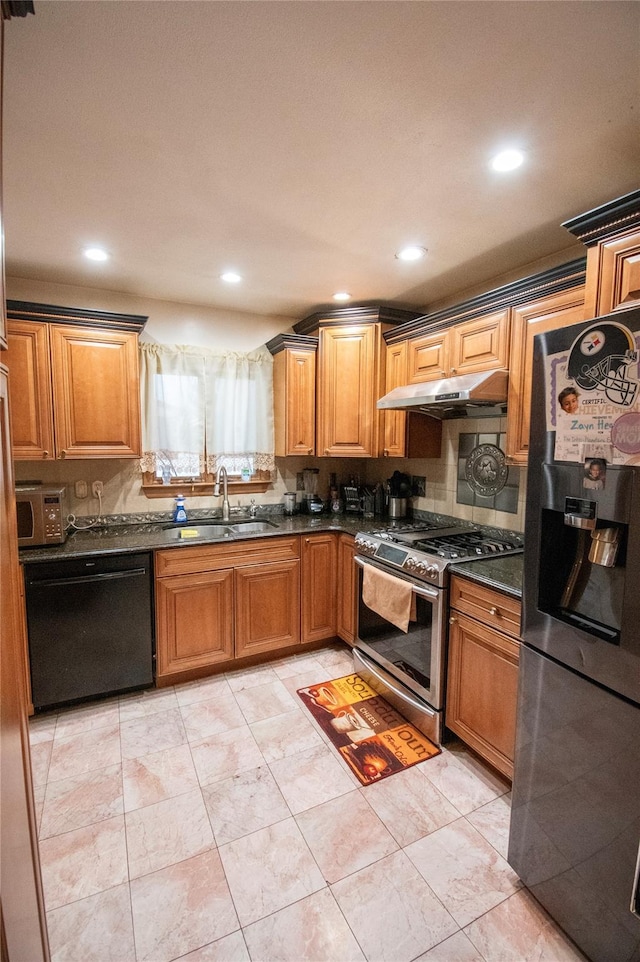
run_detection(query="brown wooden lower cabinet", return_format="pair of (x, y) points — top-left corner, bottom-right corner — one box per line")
(301, 532), (337, 644)
(235, 558), (300, 657)
(336, 533), (357, 643)
(155, 535), (307, 683)
(446, 575), (521, 779)
(155, 568), (234, 679)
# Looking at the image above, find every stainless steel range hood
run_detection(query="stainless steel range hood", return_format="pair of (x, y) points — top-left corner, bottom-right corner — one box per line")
(377, 369), (509, 419)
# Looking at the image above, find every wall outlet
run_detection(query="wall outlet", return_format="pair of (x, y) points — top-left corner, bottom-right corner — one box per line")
(411, 475), (426, 497)
(74, 480), (88, 499)
(92, 481), (104, 498)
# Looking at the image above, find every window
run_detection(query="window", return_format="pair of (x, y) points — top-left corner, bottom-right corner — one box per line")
(139, 342), (275, 496)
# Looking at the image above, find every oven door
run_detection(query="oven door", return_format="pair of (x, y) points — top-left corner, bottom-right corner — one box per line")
(353, 555), (446, 743)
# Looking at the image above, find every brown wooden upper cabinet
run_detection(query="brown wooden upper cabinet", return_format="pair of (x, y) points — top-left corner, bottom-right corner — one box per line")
(286, 305), (421, 459)
(584, 227), (640, 317)
(562, 189), (640, 319)
(316, 323), (384, 458)
(505, 287), (585, 464)
(5, 302), (147, 460)
(269, 334), (317, 457)
(382, 340), (442, 458)
(408, 309), (511, 383)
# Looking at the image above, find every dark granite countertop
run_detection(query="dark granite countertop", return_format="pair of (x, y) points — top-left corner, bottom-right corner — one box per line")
(449, 553), (523, 599)
(20, 510), (524, 602)
(18, 513), (376, 564)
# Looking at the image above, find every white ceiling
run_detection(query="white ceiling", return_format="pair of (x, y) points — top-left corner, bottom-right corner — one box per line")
(3, 1), (639, 321)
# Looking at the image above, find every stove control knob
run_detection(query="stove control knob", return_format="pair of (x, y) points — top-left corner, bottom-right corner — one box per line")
(356, 538), (376, 553)
(425, 565), (439, 579)
(405, 556), (418, 570)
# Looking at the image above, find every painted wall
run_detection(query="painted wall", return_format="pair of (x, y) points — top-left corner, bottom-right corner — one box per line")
(7, 276), (293, 350)
(8, 275), (525, 530)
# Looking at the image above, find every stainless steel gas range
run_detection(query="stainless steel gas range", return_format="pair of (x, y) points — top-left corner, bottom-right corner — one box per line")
(351, 520), (523, 743)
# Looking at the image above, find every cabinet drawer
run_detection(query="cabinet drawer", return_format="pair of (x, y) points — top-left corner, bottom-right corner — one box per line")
(450, 575), (521, 638)
(446, 612), (520, 778)
(155, 536), (300, 578)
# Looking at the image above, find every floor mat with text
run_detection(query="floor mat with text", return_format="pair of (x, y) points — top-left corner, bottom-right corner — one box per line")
(297, 673), (441, 786)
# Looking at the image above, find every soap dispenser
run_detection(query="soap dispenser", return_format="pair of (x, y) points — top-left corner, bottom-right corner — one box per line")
(173, 494), (188, 523)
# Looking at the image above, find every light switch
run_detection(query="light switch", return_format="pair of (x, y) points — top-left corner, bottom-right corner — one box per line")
(75, 480), (88, 499)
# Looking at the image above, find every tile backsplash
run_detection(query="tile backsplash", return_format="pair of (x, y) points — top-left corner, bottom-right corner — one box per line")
(14, 418), (526, 533)
(456, 430), (520, 514)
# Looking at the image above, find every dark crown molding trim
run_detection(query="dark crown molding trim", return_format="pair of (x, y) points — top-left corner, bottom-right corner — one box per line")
(6, 300), (148, 333)
(384, 258), (587, 344)
(562, 190), (640, 246)
(266, 333), (318, 356)
(293, 303), (422, 337)
(2, 1), (35, 19)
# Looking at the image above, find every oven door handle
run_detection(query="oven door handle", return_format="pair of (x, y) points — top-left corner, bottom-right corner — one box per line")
(354, 650), (438, 719)
(354, 555), (440, 601)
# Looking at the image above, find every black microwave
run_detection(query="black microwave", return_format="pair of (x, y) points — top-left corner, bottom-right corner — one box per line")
(15, 485), (67, 548)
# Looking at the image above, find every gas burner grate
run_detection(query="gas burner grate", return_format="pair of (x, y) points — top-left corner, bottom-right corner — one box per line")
(413, 531), (523, 559)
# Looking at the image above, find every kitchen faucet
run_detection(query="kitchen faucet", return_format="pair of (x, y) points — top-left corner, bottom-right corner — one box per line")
(214, 466), (230, 521)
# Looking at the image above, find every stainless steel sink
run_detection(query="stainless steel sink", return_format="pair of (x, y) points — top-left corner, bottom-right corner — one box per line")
(161, 524), (234, 542)
(228, 521), (278, 534)
(160, 518), (278, 541)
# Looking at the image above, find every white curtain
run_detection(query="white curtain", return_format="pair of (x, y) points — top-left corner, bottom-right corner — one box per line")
(139, 343), (275, 477)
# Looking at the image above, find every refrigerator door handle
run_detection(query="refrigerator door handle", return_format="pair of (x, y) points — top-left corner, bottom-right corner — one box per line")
(632, 838), (640, 918)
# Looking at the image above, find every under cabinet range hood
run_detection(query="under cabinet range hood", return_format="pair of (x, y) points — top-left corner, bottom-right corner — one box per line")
(377, 369), (509, 419)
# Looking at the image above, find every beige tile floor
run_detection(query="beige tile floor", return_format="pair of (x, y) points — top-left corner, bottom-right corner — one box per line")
(29, 643), (588, 962)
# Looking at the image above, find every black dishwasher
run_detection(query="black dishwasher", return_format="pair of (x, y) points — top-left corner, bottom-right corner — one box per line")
(24, 552), (154, 710)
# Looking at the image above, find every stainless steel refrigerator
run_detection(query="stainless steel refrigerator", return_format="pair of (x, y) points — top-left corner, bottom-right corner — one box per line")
(508, 306), (640, 962)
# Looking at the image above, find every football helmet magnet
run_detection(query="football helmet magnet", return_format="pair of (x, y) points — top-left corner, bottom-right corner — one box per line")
(567, 322), (639, 406)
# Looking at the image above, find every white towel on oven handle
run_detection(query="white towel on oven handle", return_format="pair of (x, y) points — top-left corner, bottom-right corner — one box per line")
(361, 564), (417, 633)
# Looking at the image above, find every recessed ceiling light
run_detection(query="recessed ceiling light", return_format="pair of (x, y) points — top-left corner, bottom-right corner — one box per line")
(395, 246), (427, 262)
(84, 247), (109, 262)
(490, 149), (525, 172)
(333, 291), (351, 302)
(220, 271), (242, 284)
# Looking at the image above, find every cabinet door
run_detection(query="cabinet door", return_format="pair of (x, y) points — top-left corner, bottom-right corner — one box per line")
(50, 325), (141, 458)
(155, 569), (234, 682)
(316, 324), (380, 457)
(450, 309), (510, 376)
(408, 329), (450, 383)
(336, 533), (357, 644)
(6, 320), (55, 460)
(273, 347), (316, 456)
(446, 611), (520, 779)
(301, 533), (337, 643)
(235, 559), (300, 657)
(383, 341), (407, 457)
(0, 367), (50, 962)
(585, 227), (640, 317)
(505, 287), (585, 464)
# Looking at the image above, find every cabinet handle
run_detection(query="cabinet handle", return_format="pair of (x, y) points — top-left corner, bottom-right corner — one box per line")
(449, 615), (457, 625)
(42, 450), (49, 457)
(489, 606), (499, 616)
(450, 367), (456, 374)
